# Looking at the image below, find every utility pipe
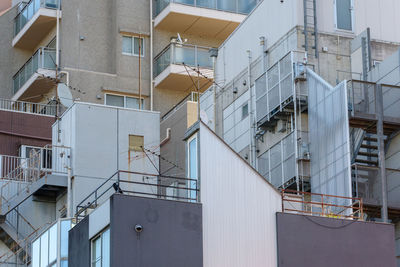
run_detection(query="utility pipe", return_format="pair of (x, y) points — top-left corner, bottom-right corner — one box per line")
(247, 50), (256, 168)
(150, 0), (154, 111)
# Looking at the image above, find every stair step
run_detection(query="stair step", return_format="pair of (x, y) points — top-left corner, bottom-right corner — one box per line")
(364, 137), (378, 142)
(358, 152), (378, 157)
(360, 144), (378, 149)
(355, 159), (378, 165)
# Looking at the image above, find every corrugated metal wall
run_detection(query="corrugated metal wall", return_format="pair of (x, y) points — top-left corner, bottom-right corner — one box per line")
(199, 123), (281, 267)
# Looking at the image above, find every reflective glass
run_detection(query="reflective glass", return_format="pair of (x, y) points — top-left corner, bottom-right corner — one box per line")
(102, 229), (110, 267)
(40, 231), (49, 267)
(122, 36), (133, 54)
(61, 220), (71, 258)
(105, 95), (124, 107)
(49, 224), (58, 263)
(32, 239), (40, 267)
(133, 37), (144, 56)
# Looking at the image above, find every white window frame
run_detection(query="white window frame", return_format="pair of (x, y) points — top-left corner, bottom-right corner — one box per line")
(334, 0), (354, 32)
(122, 35), (145, 57)
(104, 93), (144, 109)
(187, 134), (198, 201)
(91, 227), (110, 267)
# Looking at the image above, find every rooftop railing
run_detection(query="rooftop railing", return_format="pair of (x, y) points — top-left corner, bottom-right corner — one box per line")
(75, 170), (199, 222)
(154, 0), (257, 17)
(0, 98), (57, 116)
(281, 189), (364, 220)
(12, 47), (56, 96)
(154, 43), (213, 78)
(14, 0), (60, 36)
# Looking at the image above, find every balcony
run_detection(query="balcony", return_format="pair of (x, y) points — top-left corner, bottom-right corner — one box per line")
(154, 43), (214, 91)
(12, 47), (56, 101)
(13, 0), (61, 49)
(153, 0), (255, 40)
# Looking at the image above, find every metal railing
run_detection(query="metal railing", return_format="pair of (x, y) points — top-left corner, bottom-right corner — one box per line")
(0, 145), (71, 215)
(161, 91), (201, 121)
(347, 80), (376, 117)
(281, 189), (364, 220)
(12, 47), (56, 95)
(14, 0), (60, 36)
(75, 170), (199, 222)
(154, 0), (256, 17)
(154, 43), (213, 77)
(0, 98), (57, 116)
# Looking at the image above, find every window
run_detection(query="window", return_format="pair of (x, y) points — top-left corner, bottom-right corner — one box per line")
(242, 103), (249, 119)
(335, 0), (353, 31)
(91, 228), (110, 267)
(129, 135), (144, 152)
(105, 94), (144, 109)
(122, 36), (144, 56)
(187, 134), (198, 201)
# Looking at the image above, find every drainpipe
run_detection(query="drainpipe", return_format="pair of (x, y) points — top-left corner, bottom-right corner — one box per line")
(67, 166), (72, 218)
(247, 50), (256, 168)
(160, 128), (171, 146)
(150, 0), (154, 111)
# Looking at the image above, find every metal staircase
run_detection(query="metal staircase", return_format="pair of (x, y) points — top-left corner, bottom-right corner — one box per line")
(0, 145), (70, 266)
(354, 134), (379, 167)
(303, 0), (318, 58)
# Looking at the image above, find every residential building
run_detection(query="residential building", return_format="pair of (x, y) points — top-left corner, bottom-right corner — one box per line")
(36, 120), (396, 267)
(0, 0), (259, 117)
(0, 102), (160, 265)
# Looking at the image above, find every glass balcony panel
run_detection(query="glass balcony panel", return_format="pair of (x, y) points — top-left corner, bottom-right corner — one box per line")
(238, 0), (256, 14)
(197, 48), (213, 68)
(175, 0), (195, 5)
(19, 68), (26, 88)
(197, 0), (216, 9)
(154, 46), (171, 77)
(14, 0), (60, 36)
(174, 46), (195, 66)
(42, 49), (56, 69)
(13, 76), (19, 94)
(217, 0), (236, 12)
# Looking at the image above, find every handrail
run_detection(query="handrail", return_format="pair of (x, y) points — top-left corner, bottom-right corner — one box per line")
(281, 189), (364, 220)
(0, 98), (57, 116)
(75, 170), (199, 222)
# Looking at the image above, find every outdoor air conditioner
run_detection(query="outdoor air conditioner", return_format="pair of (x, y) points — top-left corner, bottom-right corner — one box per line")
(277, 120), (287, 133)
(294, 63), (306, 80)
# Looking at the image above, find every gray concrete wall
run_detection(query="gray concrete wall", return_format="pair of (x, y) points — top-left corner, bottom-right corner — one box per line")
(68, 216), (90, 267)
(110, 194), (202, 267)
(276, 212), (396, 267)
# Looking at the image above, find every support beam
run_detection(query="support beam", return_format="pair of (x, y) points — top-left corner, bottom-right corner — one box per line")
(376, 84), (388, 222)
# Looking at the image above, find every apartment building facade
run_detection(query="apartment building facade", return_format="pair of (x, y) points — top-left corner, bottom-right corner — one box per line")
(0, 0), (259, 117)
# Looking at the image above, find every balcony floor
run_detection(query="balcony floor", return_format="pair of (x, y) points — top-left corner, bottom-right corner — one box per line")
(12, 69), (56, 101)
(154, 3), (245, 41)
(155, 64), (213, 91)
(12, 8), (60, 50)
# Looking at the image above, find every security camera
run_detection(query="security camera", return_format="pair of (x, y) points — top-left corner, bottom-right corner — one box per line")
(134, 224), (143, 233)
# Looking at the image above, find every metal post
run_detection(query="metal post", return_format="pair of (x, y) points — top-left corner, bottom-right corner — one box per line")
(67, 167), (72, 218)
(376, 84), (388, 222)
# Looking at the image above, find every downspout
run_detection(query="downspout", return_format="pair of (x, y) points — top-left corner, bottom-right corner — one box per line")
(67, 167), (72, 218)
(247, 50), (256, 168)
(160, 128), (171, 146)
(150, 0), (154, 111)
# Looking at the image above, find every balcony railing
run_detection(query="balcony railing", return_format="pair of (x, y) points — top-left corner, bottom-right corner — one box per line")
(12, 47), (56, 95)
(161, 91), (201, 121)
(0, 98), (57, 116)
(154, 43), (213, 77)
(154, 0), (257, 17)
(14, 0), (60, 37)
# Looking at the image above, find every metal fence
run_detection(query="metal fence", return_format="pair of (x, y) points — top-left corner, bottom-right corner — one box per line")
(154, 43), (213, 77)
(255, 51), (307, 125)
(153, 0), (256, 17)
(75, 170), (199, 221)
(282, 189), (364, 220)
(257, 131), (296, 188)
(12, 47), (56, 95)
(14, 0), (60, 36)
(0, 98), (57, 116)
(347, 80), (376, 116)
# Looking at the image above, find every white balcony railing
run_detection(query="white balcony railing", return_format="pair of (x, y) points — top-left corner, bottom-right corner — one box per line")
(0, 98), (57, 116)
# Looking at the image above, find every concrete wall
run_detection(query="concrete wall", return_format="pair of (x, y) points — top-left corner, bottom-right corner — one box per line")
(199, 122), (282, 267)
(111, 194), (202, 267)
(53, 102), (160, 211)
(276, 212), (396, 267)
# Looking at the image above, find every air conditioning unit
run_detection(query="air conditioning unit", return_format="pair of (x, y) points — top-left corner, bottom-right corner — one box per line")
(277, 120), (287, 133)
(294, 63), (306, 80)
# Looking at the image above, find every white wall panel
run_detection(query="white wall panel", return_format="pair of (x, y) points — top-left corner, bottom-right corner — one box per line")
(200, 123), (281, 267)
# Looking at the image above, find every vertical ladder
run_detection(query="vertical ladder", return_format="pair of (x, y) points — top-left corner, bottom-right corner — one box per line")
(303, 0), (318, 58)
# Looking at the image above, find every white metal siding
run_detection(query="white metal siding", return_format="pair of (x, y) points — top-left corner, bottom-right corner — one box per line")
(200, 123), (281, 267)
